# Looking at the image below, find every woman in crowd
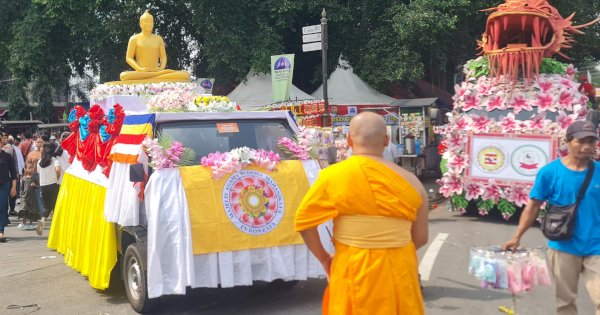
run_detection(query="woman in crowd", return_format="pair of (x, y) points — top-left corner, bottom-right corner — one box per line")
(36, 142), (61, 236)
(26, 136), (46, 220)
(0, 142), (18, 242)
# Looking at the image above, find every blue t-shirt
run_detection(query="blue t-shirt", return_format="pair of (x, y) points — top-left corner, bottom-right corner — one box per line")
(530, 159), (600, 256)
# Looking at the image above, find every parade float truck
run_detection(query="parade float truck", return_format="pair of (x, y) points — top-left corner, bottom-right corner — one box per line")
(47, 84), (332, 313)
(436, 0), (599, 220)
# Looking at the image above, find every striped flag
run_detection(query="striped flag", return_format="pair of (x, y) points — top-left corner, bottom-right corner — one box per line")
(108, 114), (155, 164)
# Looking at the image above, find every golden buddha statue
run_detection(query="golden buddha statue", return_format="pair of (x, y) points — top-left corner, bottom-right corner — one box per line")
(114, 10), (190, 84)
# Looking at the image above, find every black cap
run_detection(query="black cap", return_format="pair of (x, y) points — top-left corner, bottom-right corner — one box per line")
(566, 120), (599, 140)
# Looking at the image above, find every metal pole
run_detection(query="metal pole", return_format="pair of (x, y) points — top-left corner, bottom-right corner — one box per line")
(321, 8), (329, 127)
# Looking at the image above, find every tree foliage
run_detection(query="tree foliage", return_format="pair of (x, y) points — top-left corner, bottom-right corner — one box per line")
(1, 0), (599, 118)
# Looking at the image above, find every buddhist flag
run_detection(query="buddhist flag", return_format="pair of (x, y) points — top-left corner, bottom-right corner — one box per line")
(180, 161), (309, 255)
(108, 114), (155, 164)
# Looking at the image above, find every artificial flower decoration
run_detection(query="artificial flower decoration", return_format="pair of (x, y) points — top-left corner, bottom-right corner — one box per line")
(142, 134), (197, 169)
(200, 147), (280, 179)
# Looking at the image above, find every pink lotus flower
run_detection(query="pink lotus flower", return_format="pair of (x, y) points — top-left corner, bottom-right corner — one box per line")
(471, 115), (491, 133)
(507, 186), (530, 207)
(486, 95), (504, 111)
(556, 111), (576, 130)
(482, 180), (501, 203)
(463, 94), (480, 111)
(527, 113), (549, 131)
(558, 91), (574, 111)
(448, 154), (470, 173)
(465, 183), (483, 200)
(437, 179), (452, 198)
(536, 80), (554, 93)
(500, 113), (518, 133)
(535, 93), (554, 112)
(509, 95), (532, 114)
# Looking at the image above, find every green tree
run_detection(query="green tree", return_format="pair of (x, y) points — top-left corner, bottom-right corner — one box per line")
(7, 78), (31, 120)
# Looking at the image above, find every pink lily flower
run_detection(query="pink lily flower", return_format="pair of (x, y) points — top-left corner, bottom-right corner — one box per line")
(471, 115), (491, 133)
(465, 183), (483, 201)
(535, 93), (554, 112)
(558, 91), (574, 111)
(500, 113), (518, 133)
(486, 95), (504, 111)
(463, 94), (480, 111)
(556, 111), (576, 130)
(509, 95), (532, 114)
(448, 154), (470, 173)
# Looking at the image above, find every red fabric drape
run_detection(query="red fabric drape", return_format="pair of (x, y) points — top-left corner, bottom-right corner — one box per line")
(100, 104), (125, 177)
(61, 105), (86, 164)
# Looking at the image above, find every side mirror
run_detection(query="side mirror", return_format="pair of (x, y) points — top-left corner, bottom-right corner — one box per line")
(129, 163), (145, 182)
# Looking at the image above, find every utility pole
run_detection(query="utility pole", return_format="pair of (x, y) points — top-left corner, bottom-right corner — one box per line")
(321, 9), (329, 127)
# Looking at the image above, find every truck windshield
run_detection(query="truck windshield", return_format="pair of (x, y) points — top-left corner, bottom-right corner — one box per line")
(158, 119), (296, 161)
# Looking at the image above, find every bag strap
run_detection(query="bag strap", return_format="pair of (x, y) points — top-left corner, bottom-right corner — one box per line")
(576, 160), (595, 202)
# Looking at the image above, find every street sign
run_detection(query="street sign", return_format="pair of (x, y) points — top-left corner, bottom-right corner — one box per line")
(302, 24), (321, 35)
(302, 33), (322, 43)
(302, 42), (322, 52)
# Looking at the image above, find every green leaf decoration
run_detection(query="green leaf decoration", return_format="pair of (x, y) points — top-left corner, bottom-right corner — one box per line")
(466, 57), (490, 78)
(539, 58), (568, 75)
(497, 198), (516, 215)
(477, 199), (495, 211)
(156, 132), (197, 166)
(451, 194), (468, 209)
(440, 157), (448, 174)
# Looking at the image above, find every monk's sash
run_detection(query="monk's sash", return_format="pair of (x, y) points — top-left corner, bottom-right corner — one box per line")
(333, 214), (412, 249)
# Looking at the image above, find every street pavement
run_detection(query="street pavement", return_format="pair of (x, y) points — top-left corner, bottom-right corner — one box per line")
(1, 202), (595, 315)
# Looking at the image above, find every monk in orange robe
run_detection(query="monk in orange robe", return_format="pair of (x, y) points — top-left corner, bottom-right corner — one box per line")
(295, 112), (429, 315)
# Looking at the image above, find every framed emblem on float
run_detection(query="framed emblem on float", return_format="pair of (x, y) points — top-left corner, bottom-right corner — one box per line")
(465, 133), (558, 186)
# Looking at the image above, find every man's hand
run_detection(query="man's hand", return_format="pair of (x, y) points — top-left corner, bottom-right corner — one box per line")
(10, 186), (16, 198)
(501, 237), (520, 251)
(319, 253), (334, 279)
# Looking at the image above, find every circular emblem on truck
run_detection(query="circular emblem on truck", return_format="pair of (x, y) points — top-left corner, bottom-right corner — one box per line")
(222, 170), (284, 235)
(511, 145), (548, 176)
(476, 145), (507, 173)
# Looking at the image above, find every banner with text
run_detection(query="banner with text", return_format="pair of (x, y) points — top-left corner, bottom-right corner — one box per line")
(271, 54), (295, 102)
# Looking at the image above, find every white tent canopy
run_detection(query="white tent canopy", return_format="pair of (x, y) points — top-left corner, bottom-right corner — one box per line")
(312, 59), (397, 105)
(227, 71), (314, 110)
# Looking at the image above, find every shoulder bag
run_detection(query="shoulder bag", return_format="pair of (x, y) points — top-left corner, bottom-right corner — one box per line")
(542, 161), (595, 241)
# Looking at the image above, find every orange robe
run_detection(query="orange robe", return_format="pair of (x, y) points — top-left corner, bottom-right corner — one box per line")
(295, 156), (424, 315)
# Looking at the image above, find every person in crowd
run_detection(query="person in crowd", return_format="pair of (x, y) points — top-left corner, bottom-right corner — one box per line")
(26, 136), (46, 219)
(295, 112), (429, 314)
(503, 120), (600, 315)
(18, 132), (34, 158)
(54, 132), (71, 185)
(17, 162), (39, 231)
(0, 142), (18, 242)
(36, 142), (61, 236)
(7, 135), (24, 216)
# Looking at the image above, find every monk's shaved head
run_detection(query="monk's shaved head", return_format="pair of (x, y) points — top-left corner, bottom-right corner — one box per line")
(348, 112), (388, 155)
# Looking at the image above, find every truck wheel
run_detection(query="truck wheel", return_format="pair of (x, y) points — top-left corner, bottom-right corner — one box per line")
(123, 245), (156, 313)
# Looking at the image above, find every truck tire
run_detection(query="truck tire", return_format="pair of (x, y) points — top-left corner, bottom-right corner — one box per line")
(123, 244), (157, 313)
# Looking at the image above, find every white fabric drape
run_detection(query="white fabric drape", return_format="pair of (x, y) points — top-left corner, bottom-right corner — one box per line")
(104, 163), (141, 226)
(145, 165), (332, 299)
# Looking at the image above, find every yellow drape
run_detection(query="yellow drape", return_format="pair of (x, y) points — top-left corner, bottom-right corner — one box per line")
(180, 161), (309, 255)
(295, 156), (424, 315)
(47, 173), (117, 290)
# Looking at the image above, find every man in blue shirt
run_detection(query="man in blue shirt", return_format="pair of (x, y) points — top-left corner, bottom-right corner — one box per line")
(503, 120), (600, 315)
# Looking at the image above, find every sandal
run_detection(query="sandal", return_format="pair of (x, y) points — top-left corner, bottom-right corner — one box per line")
(0, 237), (6, 243)
(36, 220), (45, 236)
